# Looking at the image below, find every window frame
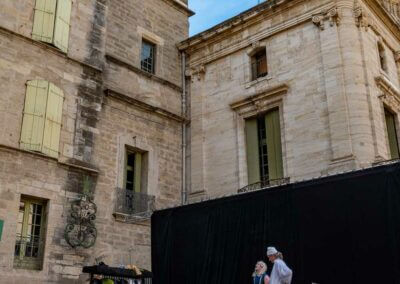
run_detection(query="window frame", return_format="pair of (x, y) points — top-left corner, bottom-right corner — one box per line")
(32, 0), (72, 53)
(245, 107), (283, 185)
(14, 197), (47, 270)
(20, 80), (64, 159)
(140, 39), (156, 74)
(384, 107), (400, 159)
(251, 48), (268, 81)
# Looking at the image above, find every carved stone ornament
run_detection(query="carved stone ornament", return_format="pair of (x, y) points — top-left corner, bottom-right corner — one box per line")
(312, 7), (340, 30)
(65, 195), (97, 248)
(394, 50), (400, 63)
(354, 1), (369, 29)
(191, 64), (206, 81)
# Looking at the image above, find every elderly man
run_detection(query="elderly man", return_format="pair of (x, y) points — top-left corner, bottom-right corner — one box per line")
(266, 247), (293, 284)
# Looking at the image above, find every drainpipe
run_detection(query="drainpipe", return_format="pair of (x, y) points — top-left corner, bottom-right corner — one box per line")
(181, 51), (187, 205)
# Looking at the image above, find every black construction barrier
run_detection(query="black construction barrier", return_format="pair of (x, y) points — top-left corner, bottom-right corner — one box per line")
(152, 162), (400, 284)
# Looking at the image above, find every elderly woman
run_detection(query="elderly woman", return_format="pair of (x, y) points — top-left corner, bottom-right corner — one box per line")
(252, 261), (270, 284)
(266, 247), (292, 284)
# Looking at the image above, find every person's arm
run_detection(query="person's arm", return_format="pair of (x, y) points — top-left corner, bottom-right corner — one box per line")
(276, 261), (292, 283)
(264, 275), (270, 284)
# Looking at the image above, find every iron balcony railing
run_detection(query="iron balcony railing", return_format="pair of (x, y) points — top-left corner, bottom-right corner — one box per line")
(115, 188), (155, 218)
(238, 177), (290, 193)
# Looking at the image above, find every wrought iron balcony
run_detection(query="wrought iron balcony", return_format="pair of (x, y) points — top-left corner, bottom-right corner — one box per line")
(114, 188), (155, 221)
(238, 177), (290, 193)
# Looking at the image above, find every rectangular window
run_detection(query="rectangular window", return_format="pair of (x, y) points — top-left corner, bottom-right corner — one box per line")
(20, 80), (64, 158)
(141, 40), (156, 74)
(32, 0), (72, 52)
(385, 108), (400, 159)
(245, 108), (283, 185)
(124, 151), (142, 193)
(251, 49), (268, 81)
(14, 197), (47, 270)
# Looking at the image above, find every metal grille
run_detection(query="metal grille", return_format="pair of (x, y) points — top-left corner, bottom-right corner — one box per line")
(141, 40), (155, 74)
(14, 235), (45, 269)
(115, 188), (155, 217)
(238, 177), (290, 193)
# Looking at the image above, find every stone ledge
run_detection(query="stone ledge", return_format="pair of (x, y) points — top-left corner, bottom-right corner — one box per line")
(375, 74), (400, 101)
(105, 54), (182, 93)
(113, 212), (151, 226)
(230, 83), (289, 116)
(162, 0), (195, 16)
(0, 25), (103, 73)
(0, 144), (99, 174)
(105, 88), (186, 123)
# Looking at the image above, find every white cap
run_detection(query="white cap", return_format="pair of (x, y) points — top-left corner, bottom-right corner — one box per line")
(266, 246), (278, 256)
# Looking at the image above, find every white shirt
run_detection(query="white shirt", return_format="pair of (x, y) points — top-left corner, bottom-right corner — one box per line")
(269, 259), (293, 284)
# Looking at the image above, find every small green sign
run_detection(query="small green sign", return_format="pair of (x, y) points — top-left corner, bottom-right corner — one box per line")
(0, 220), (3, 241)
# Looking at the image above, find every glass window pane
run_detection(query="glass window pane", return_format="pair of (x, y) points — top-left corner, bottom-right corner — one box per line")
(141, 40), (155, 74)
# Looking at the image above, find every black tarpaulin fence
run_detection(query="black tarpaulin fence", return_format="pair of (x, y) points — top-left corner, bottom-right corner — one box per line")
(151, 162), (400, 284)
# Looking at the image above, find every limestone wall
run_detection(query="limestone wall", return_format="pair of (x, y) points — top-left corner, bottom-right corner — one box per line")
(0, 0), (188, 282)
(184, 0), (400, 198)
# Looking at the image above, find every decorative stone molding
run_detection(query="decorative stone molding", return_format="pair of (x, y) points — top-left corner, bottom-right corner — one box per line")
(190, 64), (206, 81)
(394, 50), (400, 62)
(354, 1), (369, 29)
(375, 75), (400, 111)
(312, 7), (340, 30)
(230, 83), (289, 117)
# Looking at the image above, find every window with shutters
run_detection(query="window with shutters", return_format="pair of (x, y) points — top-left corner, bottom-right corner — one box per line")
(32, 0), (72, 53)
(20, 80), (64, 158)
(14, 197), (47, 270)
(141, 39), (156, 74)
(117, 149), (153, 216)
(251, 48), (268, 81)
(245, 108), (283, 185)
(384, 108), (400, 159)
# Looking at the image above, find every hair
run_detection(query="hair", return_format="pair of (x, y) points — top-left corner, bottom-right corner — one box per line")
(276, 252), (283, 260)
(252, 260), (268, 277)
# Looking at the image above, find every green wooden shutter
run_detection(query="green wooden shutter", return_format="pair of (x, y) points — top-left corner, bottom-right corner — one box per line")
(32, 0), (57, 43)
(245, 118), (261, 184)
(20, 80), (49, 152)
(385, 110), (400, 159)
(265, 109), (283, 180)
(42, 83), (64, 158)
(134, 153), (142, 193)
(53, 0), (72, 53)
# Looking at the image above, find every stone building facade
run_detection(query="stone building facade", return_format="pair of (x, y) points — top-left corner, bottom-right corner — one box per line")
(0, 0), (191, 283)
(179, 0), (400, 199)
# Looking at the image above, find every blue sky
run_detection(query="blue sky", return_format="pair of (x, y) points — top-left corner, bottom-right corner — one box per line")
(189, 0), (264, 36)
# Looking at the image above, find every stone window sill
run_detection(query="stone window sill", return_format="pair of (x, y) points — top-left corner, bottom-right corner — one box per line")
(245, 74), (273, 89)
(113, 212), (151, 226)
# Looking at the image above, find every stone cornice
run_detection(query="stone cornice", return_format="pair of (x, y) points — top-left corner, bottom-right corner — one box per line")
(375, 75), (400, 103)
(230, 83), (289, 116)
(180, 2), (334, 69)
(363, 0), (400, 42)
(178, 0), (288, 51)
(105, 89), (185, 123)
(105, 53), (182, 93)
(161, 0), (194, 17)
